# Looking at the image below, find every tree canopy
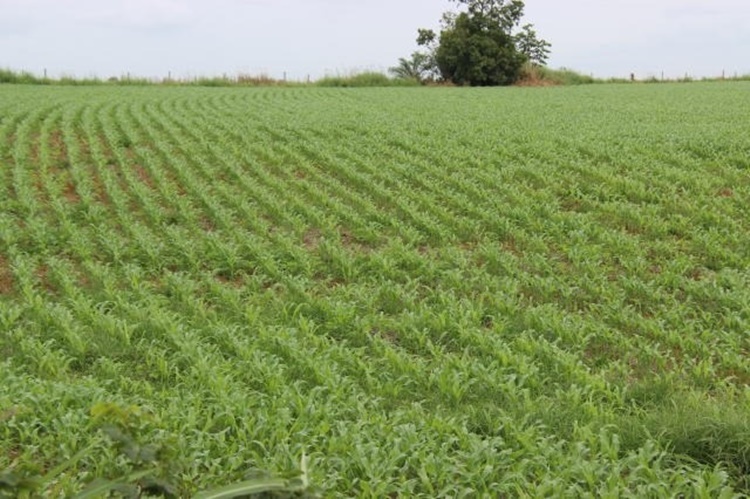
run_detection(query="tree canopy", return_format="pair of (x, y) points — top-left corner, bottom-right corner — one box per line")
(405, 0), (550, 86)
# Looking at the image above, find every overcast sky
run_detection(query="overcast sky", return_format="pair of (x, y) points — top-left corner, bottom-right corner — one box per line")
(2, 0), (748, 81)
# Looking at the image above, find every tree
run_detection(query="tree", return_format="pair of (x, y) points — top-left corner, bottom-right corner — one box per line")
(452, 0), (525, 30)
(412, 0), (551, 86)
(388, 52), (435, 83)
(515, 24), (551, 66)
(434, 11), (526, 86)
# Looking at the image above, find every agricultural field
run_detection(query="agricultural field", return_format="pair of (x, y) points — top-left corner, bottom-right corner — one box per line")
(1, 82), (749, 497)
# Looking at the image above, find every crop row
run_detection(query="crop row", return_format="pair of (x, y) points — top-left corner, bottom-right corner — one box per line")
(1, 83), (749, 495)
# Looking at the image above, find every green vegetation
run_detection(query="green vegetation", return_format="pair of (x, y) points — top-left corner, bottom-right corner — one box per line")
(0, 68), (154, 87)
(5, 66), (749, 89)
(388, 53), (433, 84)
(315, 72), (420, 88)
(409, 0), (551, 86)
(1, 82), (749, 496)
(0, 68), (416, 88)
(0, 69), (44, 85)
(518, 64), (596, 86)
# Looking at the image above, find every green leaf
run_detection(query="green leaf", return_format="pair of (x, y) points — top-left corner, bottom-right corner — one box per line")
(73, 470), (153, 499)
(0, 471), (42, 496)
(194, 477), (293, 499)
(101, 424), (131, 445)
(111, 483), (141, 499)
(139, 477), (178, 498)
(197, 456), (309, 499)
(0, 471), (22, 489)
(122, 442), (142, 462)
(138, 443), (161, 463)
(38, 442), (99, 489)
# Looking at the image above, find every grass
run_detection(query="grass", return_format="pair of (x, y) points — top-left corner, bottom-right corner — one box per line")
(619, 390), (750, 488)
(0, 69), (45, 85)
(0, 82), (749, 496)
(316, 71), (420, 87)
(0, 68), (415, 88)
(518, 64), (596, 85)
(5, 66), (748, 88)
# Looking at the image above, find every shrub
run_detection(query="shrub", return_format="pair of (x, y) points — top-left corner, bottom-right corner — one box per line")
(316, 72), (419, 87)
(518, 65), (596, 85)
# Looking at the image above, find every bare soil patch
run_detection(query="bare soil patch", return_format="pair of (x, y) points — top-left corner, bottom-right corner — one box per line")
(303, 228), (322, 250)
(133, 164), (155, 188)
(63, 180), (81, 204)
(0, 255), (14, 294)
(35, 264), (55, 294)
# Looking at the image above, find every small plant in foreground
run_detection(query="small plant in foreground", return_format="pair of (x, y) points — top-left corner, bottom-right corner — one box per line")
(1, 403), (314, 498)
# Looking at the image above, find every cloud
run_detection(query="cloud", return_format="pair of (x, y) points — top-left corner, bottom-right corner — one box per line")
(0, 19), (34, 39)
(0, 0), (747, 80)
(0, 0), (194, 34)
(72, 0), (195, 31)
(0, 0), (42, 37)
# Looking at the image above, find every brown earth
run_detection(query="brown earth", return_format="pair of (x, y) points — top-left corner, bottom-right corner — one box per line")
(0, 255), (13, 294)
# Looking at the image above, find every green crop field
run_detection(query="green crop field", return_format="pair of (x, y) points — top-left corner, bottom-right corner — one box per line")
(1, 82), (749, 497)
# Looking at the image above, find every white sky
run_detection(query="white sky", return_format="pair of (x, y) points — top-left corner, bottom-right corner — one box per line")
(1, 0), (748, 81)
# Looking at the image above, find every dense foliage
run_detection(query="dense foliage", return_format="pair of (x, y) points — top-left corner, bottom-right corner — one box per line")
(436, 11), (526, 86)
(410, 0), (551, 85)
(1, 83), (750, 496)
